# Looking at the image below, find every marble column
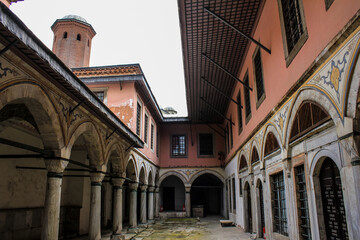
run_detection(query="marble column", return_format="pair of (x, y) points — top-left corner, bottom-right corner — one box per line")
(41, 159), (68, 240)
(147, 186), (155, 221)
(185, 186), (191, 217)
(128, 183), (138, 231)
(140, 185), (148, 224)
(111, 177), (125, 240)
(89, 172), (105, 240)
(154, 186), (160, 218)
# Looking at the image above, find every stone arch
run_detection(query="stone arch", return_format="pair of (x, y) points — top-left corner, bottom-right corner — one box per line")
(188, 169), (225, 186)
(159, 171), (187, 186)
(345, 40), (360, 119)
(105, 143), (124, 175)
(139, 164), (147, 185)
(243, 181), (253, 233)
(148, 168), (154, 186)
(255, 178), (265, 238)
(238, 153), (249, 172)
(249, 141), (261, 166)
(126, 154), (138, 181)
(262, 124), (282, 161)
(66, 121), (104, 166)
(0, 82), (64, 151)
(284, 88), (339, 148)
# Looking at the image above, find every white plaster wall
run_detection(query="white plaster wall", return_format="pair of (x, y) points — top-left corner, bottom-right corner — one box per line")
(224, 154), (239, 224)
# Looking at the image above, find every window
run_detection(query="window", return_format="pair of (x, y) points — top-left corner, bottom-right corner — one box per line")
(295, 165), (312, 240)
(290, 101), (330, 142)
(63, 32), (67, 39)
(272, 172), (288, 236)
(325, 0), (334, 10)
(156, 130), (159, 157)
(225, 124), (229, 155)
(239, 178), (243, 196)
(171, 135), (186, 157)
(92, 88), (108, 104)
(278, 0), (308, 66)
(251, 148), (260, 164)
(237, 91), (243, 134)
(136, 101), (142, 136)
(77, 34), (81, 41)
(144, 113), (149, 144)
(232, 177), (236, 210)
(243, 73), (251, 122)
(150, 122), (154, 151)
(253, 47), (265, 108)
(198, 133), (214, 156)
(264, 132), (280, 156)
(229, 116), (233, 149)
(93, 91), (104, 102)
(239, 156), (248, 171)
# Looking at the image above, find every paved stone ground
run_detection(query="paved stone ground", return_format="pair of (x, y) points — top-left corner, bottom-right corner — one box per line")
(121, 216), (254, 240)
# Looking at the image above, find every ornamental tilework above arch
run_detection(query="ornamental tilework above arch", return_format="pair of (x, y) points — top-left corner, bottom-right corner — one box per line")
(237, 26), (360, 164)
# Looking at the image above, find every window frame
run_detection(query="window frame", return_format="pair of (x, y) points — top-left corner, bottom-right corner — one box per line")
(197, 133), (215, 157)
(243, 72), (252, 124)
(144, 112), (149, 145)
(277, 0), (308, 67)
(91, 87), (108, 105)
(271, 171), (288, 236)
(136, 99), (143, 137)
(252, 46), (266, 109)
(170, 134), (187, 158)
(150, 121), (155, 152)
(237, 91), (243, 135)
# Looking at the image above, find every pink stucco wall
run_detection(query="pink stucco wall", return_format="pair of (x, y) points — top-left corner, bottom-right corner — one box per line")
(224, 0), (360, 162)
(159, 123), (225, 168)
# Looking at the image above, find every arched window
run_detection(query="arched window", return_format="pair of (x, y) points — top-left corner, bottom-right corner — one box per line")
(290, 101), (330, 142)
(63, 32), (67, 39)
(77, 34), (81, 41)
(251, 147), (259, 164)
(239, 155), (248, 171)
(264, 132), (280, 156)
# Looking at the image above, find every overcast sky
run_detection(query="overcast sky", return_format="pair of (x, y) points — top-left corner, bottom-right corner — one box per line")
(10, 0), (188, 116)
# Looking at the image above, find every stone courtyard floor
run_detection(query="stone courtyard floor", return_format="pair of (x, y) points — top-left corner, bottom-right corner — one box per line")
(98, 216), (256, 240)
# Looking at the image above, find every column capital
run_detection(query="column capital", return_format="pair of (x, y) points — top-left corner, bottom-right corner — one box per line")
(44, 159), (68, 173)
(185, 186), (191, 193)
(148, 186), (155, 192)
(155, 186), (160, 193)
(140, 185), (148, 192)
(112, 177), (125, 187)
(128, 183), (139, 191)
(90, 172), (105, 184)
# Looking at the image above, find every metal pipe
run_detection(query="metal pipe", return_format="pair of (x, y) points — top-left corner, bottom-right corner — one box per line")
(200, 97), (235, 125)
(202, 53), (252, 91)
(204, 7), (271, 54)
(0, 154), (43, 159)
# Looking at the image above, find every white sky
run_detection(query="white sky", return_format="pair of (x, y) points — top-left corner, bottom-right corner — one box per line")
(10, 0), (188, 117)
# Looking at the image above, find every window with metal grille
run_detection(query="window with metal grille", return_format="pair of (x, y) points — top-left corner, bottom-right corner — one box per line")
(237, 91), (243, 134)
(225, 124), (229, 155)
(272, 171), (288, 236)
(251, 147), (259, 164)
(232, 177), (236, 210)
(198, 133), (214, 156)
(239, 155), (248, 171)
(230, 116), (233, 149)
(171, 135), (186, 157)
(253, 48), (265, 107)
(295, 165), (312, 240)
(144, 114), (149, 144)
(150, 123), (154, 151)
(278, 0), (307, 66)
(264, 132), (280, 156)
(243, 74), (251, 121)
(136, 102), (142, 136)
(325, 0), (334, 10)
(156, 130), (159, 157)
(290, 101), (330, 142)
(93, 91), (104, 102)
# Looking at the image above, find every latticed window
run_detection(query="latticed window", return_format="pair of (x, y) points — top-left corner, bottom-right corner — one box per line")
(156, 130), (159, 157)
(290, 101), (330, 142)
(171, 135), (186, 157)
(295, 165), (312, 240)
(144, 114), (149, 144)
(136, 102), (142, 136)
(229, 116), (233, 149)
(264, 132), (280, 156)
(244, 75), (251, 120)
(237, 92), (243, 134)
(93, 91), (104, 102)
(272, 172), (288, 236)
(251, 148), (259, 164)
(150, 123), (154, 150)
(239, 156), (248, 171)
(281, 0), (304, 53)
(253, 48), (265, 105)
(225, 124), (229, 154)
(199, 133), (213, 156)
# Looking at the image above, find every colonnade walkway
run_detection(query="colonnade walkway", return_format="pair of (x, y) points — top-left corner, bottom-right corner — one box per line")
(74, 216), (255, 240)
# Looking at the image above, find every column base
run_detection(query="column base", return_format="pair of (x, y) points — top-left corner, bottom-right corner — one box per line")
(147, 219), (155, 224)
(110, 233), (125, 240)
(127, 227), (139, 233)
(138, 223), (148, 228)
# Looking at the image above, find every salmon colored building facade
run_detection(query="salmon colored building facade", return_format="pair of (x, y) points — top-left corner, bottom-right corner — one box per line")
(0, 0), (360, 240)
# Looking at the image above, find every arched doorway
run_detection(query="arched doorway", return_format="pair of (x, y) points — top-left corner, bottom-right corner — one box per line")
(190, 173), (223, 216)
(124, 159), (137, 227)
(256, 180), (265, 238)
(319, 158), (349, 239)
(160, 175), (185, 211)
(244, 182), (252, 233)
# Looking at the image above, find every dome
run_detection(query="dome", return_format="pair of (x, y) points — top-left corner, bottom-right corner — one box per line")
(62, 15), (87, 24)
